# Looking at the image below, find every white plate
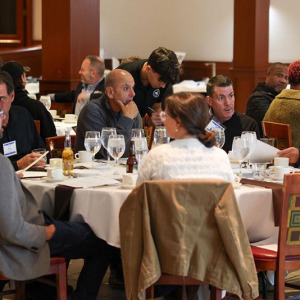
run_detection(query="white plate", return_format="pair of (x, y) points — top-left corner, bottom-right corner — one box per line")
(233, 182), (242, 189)
(120, 184), (135, 189)
(72, 169), (100, 177)
(269, 175), (283, 182)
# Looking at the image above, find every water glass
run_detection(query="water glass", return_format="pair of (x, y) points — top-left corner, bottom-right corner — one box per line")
(40, 95), (51, 110)
(84, 131), (101, 163)
(133, 137), (148, 166)
(252, 163), (266, 181)
(232, 136), (250, 177)
(131, 128), (145, 139)
(241, 131), (257, 165)
(101, 127), (117, 162)
(153, 126), (170, 146)
(107, 135), (125, 169)
(213, 128), (225, 148)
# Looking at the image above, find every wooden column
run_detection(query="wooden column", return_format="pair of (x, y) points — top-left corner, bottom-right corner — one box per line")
(231, 0), (270, 113)
(40, 0), (99, 96)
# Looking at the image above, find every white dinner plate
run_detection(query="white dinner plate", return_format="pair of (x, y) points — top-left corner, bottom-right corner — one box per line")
(120, 184), (135, 189)
(44, 176), (66, 183)
(72, 169), (100, 177)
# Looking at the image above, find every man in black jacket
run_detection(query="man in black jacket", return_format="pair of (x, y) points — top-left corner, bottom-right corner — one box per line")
(53, 55), (105, 115)
(245, 62), (288, 136)
(1, 61), (57, 142)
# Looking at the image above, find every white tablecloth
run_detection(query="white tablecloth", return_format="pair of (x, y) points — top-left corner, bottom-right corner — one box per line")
(21, 175), (275, 247)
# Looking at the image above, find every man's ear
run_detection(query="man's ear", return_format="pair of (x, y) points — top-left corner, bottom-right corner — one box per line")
(10, 90), (15, 103)
(106, 86), (114, 98)
(206, 95), (212, 107)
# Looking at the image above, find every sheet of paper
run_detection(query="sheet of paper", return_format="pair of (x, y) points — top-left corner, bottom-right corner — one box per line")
(61, 177), (120, 188)
(22, 171), (47, 178)
(249, 140), (279, 163)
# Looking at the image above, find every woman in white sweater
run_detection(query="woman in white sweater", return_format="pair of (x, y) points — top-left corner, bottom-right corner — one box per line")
(137, 92), (234, 184)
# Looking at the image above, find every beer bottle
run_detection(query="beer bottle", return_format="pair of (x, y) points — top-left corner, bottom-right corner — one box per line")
(126, 140), (138, 173)
(62, 131), (74, 175)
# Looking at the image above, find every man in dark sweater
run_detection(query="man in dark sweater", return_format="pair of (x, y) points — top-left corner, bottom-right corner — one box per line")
(245, 62), (288, 136)
(206, 75), (260, 152)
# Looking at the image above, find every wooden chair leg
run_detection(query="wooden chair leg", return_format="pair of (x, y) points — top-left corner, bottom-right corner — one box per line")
(56, 262), (67, 300)
(146, 285), (155, 299)
(14, 281), (25, 300)
(210, 286), (222, 300)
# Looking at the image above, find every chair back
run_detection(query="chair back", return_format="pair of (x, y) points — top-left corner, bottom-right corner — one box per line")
(262, 121), (292, 149)
(34, 120), (41, 135)
(119, 180), (259, 300)
(276, 173), (300, 298)
(45, 135), (76, 158)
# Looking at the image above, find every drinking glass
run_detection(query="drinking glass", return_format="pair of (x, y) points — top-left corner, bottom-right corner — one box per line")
(40, 95), (51, 110)
(133, 137), (149, 166)
(232, 136), (250, 177)
(84, 131), (101, 164)
(107, 135), (126, 170)
(213, 128), (225, 148)
(153, 126), (170, 146)
(101, 127), (117, 162)
(131, 128), (145, 139)
(241, 131), (257, 166)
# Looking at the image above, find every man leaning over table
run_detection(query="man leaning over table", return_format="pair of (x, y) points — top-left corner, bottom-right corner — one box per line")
(75, 69), (142, 159)
(51, 55), (105, 116)
(0, 70), (46, 171)
(0, 106), (117, 299)
(206, 75), (260, 152)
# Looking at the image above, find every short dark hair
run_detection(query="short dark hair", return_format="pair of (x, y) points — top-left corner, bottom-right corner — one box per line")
(85, 55), (105, 77)
(267, 62), (287, 74)
(206, 75), (232, 97)
(165, 92), (215, 147)
(147, 47), (180, 84)
(0, 70), (14, 95)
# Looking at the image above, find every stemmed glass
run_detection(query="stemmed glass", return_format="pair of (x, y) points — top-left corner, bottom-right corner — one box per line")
(101, 127), (117, 163)
(153, 126), (170, 147)
(131, 128), (145, 139)
(232, 136), (250, 177)
(241, 131), (257, 166)
(213, 128), (225, 148)
(133, 137), (149, 167)
(107, 135), (125, 173)
(84, 131), (101, 166)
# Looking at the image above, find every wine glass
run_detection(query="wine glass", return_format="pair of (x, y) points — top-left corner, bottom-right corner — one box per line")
(232, 136), (250, 177)
(131, 128), (145, 139)
(101, 127), (117, 163)
(84, 131), (101, 165)
(40, 95), (51, 110)
(107, 135), (125, 172)
(153, 126), (170, 147)
(213, 128), (225, 148)
(241, 131), (257, 166)
(133, 137), (149, 167)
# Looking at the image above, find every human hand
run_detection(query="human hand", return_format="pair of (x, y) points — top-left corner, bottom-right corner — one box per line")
(16, 171), (23, 179)
(46, 224), (56, 240)
(277, 147), (300, 164)
(17, 153), (46, 170)
(77, 92), (87, 102)
(118, 100), (139, 119)
(151, 112), (163, 126)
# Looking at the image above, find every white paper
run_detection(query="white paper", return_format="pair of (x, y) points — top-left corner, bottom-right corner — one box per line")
(61, 177), (119, 188)
(249, 140), (279, 163)
(21, 171), (47, 178)
(172, 80), (206, 93)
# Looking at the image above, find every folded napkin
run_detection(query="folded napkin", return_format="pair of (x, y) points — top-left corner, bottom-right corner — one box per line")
(54, 185), (77, 221)
(240, 178), (282, 226)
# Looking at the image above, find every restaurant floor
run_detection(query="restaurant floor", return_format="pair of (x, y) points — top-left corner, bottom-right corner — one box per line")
(3, 259), (300, 299)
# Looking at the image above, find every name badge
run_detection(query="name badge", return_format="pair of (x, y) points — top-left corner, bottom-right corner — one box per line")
(205, 119), (223, 132)
(3, 141), (17, 157)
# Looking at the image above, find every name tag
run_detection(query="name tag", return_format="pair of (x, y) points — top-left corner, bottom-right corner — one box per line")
(205, 119), (223, 132)
(3, 141), (17, 157)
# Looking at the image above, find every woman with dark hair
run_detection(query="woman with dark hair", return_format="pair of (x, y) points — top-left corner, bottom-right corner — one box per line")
(137, 92), (234, 184)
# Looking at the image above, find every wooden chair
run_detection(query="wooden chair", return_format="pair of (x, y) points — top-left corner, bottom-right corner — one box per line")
(0, 257), (67, 300)
(251, 173), (300, 300)
(120, 180), (259, 300)
(261, 121), (292, 150)
(45, 135), (76, 158)
(34, 120), (41, 135)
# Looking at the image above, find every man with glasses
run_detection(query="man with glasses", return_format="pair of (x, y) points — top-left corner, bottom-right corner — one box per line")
(52, 55), (105, 115)
(118, 47), (181, 126)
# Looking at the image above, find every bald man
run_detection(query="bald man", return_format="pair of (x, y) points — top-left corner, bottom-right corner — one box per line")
(75, 69), (142, 159)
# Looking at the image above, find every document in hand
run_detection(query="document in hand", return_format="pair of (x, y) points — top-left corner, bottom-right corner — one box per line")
(249, 140), (279, 163)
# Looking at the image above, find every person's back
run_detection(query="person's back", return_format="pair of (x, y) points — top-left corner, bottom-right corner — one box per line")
(246, 63), (288, 136)
(264, 60), (300, 148)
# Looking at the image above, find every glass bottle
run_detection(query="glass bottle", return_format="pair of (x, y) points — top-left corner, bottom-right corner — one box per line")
(62, 131), (74, 175)
(126, 141), (138, 173)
